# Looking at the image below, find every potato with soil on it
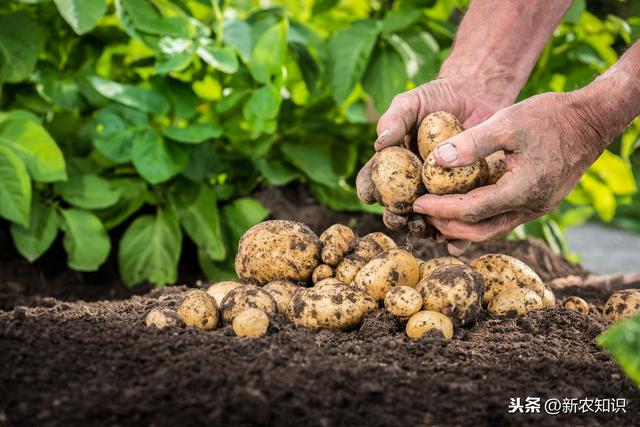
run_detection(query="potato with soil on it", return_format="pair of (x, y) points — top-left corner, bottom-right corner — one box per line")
(419, 256), (465, 281)
(406, 310), (454, 340)
(562, 296), (589, 314)
(371, 146), (425, 214)
(206, 281), (243, 307)
(232, 308), (270, 338)
(312, 264), (334, 284)
(320, 224), (356, 266)
(351, 237), (384, 262)
(384, 286), (422, 318)
(334, 255), (367, 284)
(286, 283), (377, 330)
(353, 249), (420, 301)
(235, 220), (321, 285)
(364, 232), (397, 251)
(416, 264), (484, 326)
(263, 280), (301, 314)
(602, 289), (640, 322)
(177, 289), (219, 330)
(541, 284), (556, 308)
(487, 287), (543, 316)
(417, 111), (464, 160)
(469, 254), (545, 307)
(145, 308), (182, 329)
(422, 153), (489, 195)
(220, 285), (277, 324)
(485, 151), (507, 185)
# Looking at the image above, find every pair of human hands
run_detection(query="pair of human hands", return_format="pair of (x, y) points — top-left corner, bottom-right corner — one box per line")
(356, 76), (606, 246)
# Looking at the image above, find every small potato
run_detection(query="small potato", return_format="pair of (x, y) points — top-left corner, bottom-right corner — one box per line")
(406, 310), (454, 340)
(320, 224), (356, 266)
(263, 280), (301, 314)
(351, 237), (384, 262)
(383, 210), (408, 230)
(220, 285), (277, 324)
(602, 289), (640, 322)
(146, 308), (181, 329)
(487, 287), (543, 316)
(419, 256), (465, 281)
(206, 281), (243, 307)
(422, 152), (489, 195)
(384, 286), (422, 318)
(541, 284), (556, 308)
(562, 296), (589, 314)
(371, 147), (425, 214)
(286, 283), (377, 330)
(469, 254), (546, 307)
(354, 249), (420, 301)
(417, 111), (464, 160)
(485, 151), (507, 185)
(232, 308), (270, 338)
(335, 255), (367, 284)
(177, 289), (219, 330)
(364, 232), (397, 251)
(416, 265), (484, 326)
(312, 264), (334, 284)
(235, 220), (321, 284)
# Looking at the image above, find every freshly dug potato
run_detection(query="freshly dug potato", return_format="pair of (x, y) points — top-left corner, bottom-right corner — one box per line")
(286, 283), (377, 330)
(351, 237), (384, 262)
(177, 289), (219, 330)
(419, 256), (465, 280)
(422, 153), (489, 195)
(541, 284), (556, 307)
(315, 278), (345, 287)
(353, 249), (420, 301)
(220, 285), (277, 324)
(263, 280), (301, 314)
(364, 232), (397, 251)
(486, 151), (507, 185)
(320, 224), (355, 266)
(335, 255), (367, 284)
(562, 296), (589, 314)
(235, 220), (321, 284)
(406, 310), (454, 340)
(469, 254), (545, 307)
(384, 286), (422, 318)
(371, 147), (425, 214)
(312, 264), (334, 284)
(206, 281), (243, 306)
(487, 287), (543, 316)
(232, 308), (270, 338)
(383, 210), (408, 230)
(417, 111), (464, 160)
(602, 289), (640, 322)
(146, 308), (181, 329)
(416, 264), (484, 326)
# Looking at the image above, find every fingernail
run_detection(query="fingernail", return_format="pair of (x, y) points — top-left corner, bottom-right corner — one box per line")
(375, 128), (390, 146)
(437, 143), (458, 163)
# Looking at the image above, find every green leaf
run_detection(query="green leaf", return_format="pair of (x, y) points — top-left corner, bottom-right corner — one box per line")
(564, 0), (585, 24)
(311, 182), (384, 214)
(119, 207), (182, 287)
(198, 250), (238, 282)
(94, 177), (147, 229)
(163, 123), (222, 144)
(53, 0), (107, 35)
(215, 89), (251, 114)
(0, 118), (67, 182)
(150, 77), (200, 120)
(328, 20), (381, 104)
(281, 141), (341, 187)
(580, 174), (616, 222)
(243, 85), (281, 121)
(132, 129), (188, 184)
(223, 20), (252, 62)
(155, 37), (194, 74)
(197, 42), (239, 74)
(0, 146), (31, 226)
(382, 7), (423, 34)
(93, 105), (149, 163)
(222, 198), (270, 251)
(117, 0), (192, 38)
(396, 31), (440, 83)
(598, 314), (640, 386)
(59, 208), (111, 271)
(10, 197), (58, 262)
(0, 12), (43, 83)
(54, 174), (121, 209)
(87, 76), (170, 115)
(363, 45), (407, 114)
(255, 158), (299, 185)
(34, 68), (85, 111)
(249, 19), (288, 83)
(590, 150), (637, 196)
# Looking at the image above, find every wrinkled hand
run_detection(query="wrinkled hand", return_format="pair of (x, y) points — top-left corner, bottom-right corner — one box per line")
(413, 91), (606, 241)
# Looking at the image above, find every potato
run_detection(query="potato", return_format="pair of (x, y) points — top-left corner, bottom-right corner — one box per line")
(422, 152), (489, 195)
(351, 237), (384, 262)
(486, 151), (507, 185)
(602, 289), (640, 322)
(416, 264), (484, 325)
(364, 232), (397, 251)
(315, 278), (345, 287)
(419, 256), (465, 281)
(220, 285), (277, 324)
(263, 280), (301, 314)
(312, 264), (334, 284)
(417, 111), (464, 160)
(353, 249), (420, 301)
(320, 224), (355, 266)
(177, 289), (219, 330)
(469, 254), (545, 307)
(206, 281), (243, 307)
(406, 310), (454, 340)
(146, 308), (181, 329)
(383, 210), (408, 230)
(384, 286), (422, 318)
(541, 284), (556, 308)
(335, 255), (367, 284)
(232, 308), (270, 338)
(562, 296), (589, 314)
(286, 283), (377, 330)
(371, 147), (425, 214)
(235, 220), (321, 284)
(487, 287), (543, 316)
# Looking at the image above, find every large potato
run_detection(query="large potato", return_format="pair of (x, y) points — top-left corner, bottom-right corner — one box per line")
(286, 283), (377, 330)
(469, 254), (545, 307)
(206, 281), (243, 307)
(235, 220), (321, 284)
(371, 147), (425, 214)
(602, 289), (640, 322)
(320, 224), (355, 266)
(417, 111), (464, 160)
(220, 285), (277, 324)
(384, 286), (422, 318)
(263, 280), (301, 314)
(353, 249), (420, 301)
(419, 256), (465, 281)
(177, 289), (219, 330)
(422, 153), (489, 195)
(416, 264), (484, 325)
(487, 287), (543, 316)
(406, 310), (454, 340)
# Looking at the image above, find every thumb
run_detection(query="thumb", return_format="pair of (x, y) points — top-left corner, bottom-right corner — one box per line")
(431, 122), (508, 168)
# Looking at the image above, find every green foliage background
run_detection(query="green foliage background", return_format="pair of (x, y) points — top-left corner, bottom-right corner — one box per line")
(0, 0), (639, 286)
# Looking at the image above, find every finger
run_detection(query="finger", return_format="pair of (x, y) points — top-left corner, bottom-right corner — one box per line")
(447, 240), (471, 256)
(356, 159), (376, 204)
(375, 91), (420, 151)
(426, 212), (528, 242)
(383, 209), (408, 231)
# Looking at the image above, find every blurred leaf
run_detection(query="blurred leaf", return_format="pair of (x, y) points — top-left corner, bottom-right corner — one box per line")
(581, 173), (616, 222)
(155, 37), (194, 74)
(93, 105), (149, 163)
(250, 19), (288, 83)
(54, 174), (121, 209)
(598, 314), (640, 386)
(150, 77), (200, 120)
(255, 158), (299, 185)
(564, 0), (585, 24)
(243, 85), (281, 121)
(131, 129), (188, 184)
(53, 0), (107, 35)
(34, 69), (85, 111)
(311, 182), (384, 214)
(282, 141), (340, 187)
(393, 31), (440, 83)
(197, 42), (239, 74)
(0, 12), (43, 83)
(163, 123), (222, 144)
(222, 197), (270, 251)
(87, 76), (170, 115)
(0, 146), (31, 226)
(60, 208), (111, 271)
(95, 178), (147, 229)
(10, 197), (58, 262)
(382, 7), (423, 34)
(590, 150), (637, 196)
(223, 20), (252, 62)
(363, 45), (407, 114)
